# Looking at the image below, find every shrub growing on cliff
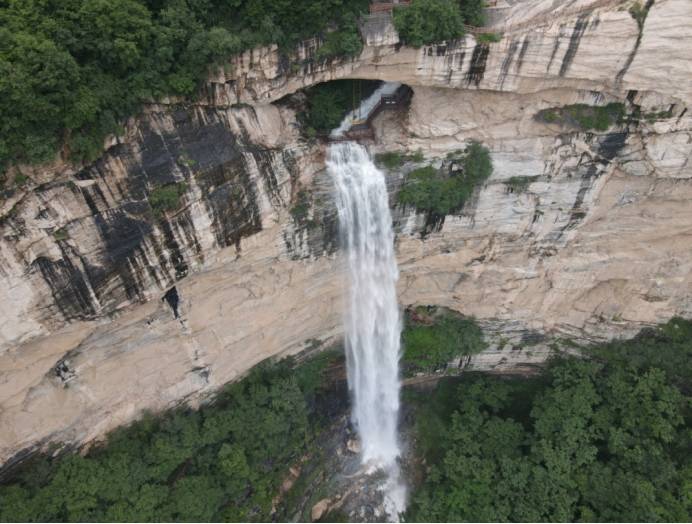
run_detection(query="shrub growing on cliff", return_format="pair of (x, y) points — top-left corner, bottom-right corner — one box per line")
(537, 102), (625, 131)
(402, 306), (486, 375)
(150, 182), (187, 216)
(375, 150), (425, 169)
(505, 175), (538, 194)
(397, 140), (492, 216)
(476, 32), (502, 44)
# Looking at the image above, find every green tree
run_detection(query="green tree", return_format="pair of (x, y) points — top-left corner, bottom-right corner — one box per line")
(393, 0), (465, 47)
(402, 307), (486, 374)
(0, 0), (370, 174)
(407, 318), (692, 522)
(217, 442), (251, 492)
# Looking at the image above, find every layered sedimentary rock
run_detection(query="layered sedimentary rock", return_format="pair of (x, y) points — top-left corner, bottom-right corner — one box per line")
(384, 86), (692, 341)
(1, 0), (691, 464)
(207, 0), (692, 106)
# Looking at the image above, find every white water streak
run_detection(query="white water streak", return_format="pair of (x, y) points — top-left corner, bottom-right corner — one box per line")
(329, 142), (402, 466)
(328, 81), (407, 520)
(330, 82), (401, 138)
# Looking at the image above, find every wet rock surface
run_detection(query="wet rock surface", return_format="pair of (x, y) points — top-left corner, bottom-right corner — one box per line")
(277, 415), (400, 523)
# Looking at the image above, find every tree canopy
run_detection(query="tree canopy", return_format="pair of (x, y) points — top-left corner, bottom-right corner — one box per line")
(393, 0), (484, 47)
(0, 352), (342, 522)
(406, 318), (692, 522)
(0, 0), (368, 176)
(402, 306), (486, 375)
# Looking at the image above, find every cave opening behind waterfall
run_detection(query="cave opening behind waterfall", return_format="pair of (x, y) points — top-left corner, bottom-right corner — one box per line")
(276, 78), (413, 141)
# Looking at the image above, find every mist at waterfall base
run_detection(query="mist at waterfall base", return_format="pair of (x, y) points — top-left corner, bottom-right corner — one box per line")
(327, 84), (407, 518)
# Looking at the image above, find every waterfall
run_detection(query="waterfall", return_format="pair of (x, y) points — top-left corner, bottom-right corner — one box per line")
(329, 142), (402, 465)
(330, 82), (401, 138)
(328, 117), (406, 516)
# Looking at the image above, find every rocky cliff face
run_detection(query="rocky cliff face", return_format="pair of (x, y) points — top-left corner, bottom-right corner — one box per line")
(1, 0), (691, 464)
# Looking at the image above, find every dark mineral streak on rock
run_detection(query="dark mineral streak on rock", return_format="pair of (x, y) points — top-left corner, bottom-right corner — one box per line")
(162, 286), (180, 318)
(616, 0), (655, 83)
(283, 192), (339, 261)
(546, 27), (563, 73)
(79, 182), (154, 303)
(422, 212), (446, 238)
(32, 255), (96, 320)
(195, 158), (263, 249)
(498, 39), (519, 89)
(559, 14), (590, 77)
(253, 149), (286, 210)
(597, 131), (628, 161)
(516, 36), (530, 72)
(466, 43), (490, 87)
(158, 218), (189, 280)
(28, 103), (289, 322)
(563, 131), (628, 232)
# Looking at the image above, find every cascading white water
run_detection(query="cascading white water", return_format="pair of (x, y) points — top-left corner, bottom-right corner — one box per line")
(327, 80), (407, 518)
(329, 142), (403, 467)
(330, 82), (401, 138)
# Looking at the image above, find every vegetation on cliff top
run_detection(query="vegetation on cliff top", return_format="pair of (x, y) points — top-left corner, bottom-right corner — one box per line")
(406, 317), (692, 522)
(0, 0), (369, 174)
(393, 0), (485, 47)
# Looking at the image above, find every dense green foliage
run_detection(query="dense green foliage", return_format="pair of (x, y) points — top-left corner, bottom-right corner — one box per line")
(538, 103), (625, 131)
(393, 0), (464, 48)
(475, 32), (502, 44)
(402, 306), (486, 375)
(314, 13), (363, 62)
(0, 0), (369, 174)
(300, 79), (380, 136)
(393, 0), (484, 47)
(406, 318), (692, 522)
(0, 351), (342, 522)
(397, 141), (492, 216)
(374, 150), (424, 169)
(150, 182), (187, 216)
(505, 175), (538, 194)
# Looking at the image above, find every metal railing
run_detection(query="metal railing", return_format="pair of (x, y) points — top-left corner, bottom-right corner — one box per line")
(331, 85), (412, 142)
(369, 0), (411, 14)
